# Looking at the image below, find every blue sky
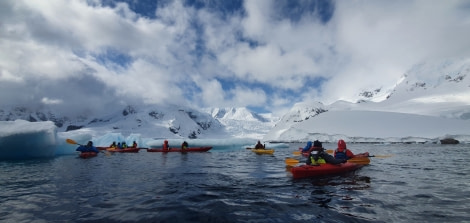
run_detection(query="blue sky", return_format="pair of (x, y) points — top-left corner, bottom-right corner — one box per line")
(1, 0), (470, 116)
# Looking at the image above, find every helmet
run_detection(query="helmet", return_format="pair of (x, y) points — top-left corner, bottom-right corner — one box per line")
(337, 139), (346, 152)
(313, 140), (322, 148)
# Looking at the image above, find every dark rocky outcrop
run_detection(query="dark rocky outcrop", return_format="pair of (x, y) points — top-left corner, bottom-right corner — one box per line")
(440, 138), (459, 144)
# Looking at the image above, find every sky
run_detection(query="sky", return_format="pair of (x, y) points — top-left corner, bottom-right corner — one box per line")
(1, 0), (470, 116)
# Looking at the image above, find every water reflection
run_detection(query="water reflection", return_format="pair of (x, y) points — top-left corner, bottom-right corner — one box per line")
(306, 174), (372, 209)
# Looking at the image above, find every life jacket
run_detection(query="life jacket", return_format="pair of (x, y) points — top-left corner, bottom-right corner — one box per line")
(334, 149), (349, 160)
(309, 152), (326, 165)
(163, 141), (169, 150)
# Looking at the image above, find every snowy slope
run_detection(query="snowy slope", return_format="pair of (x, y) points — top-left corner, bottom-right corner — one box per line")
(264, 58), (470, 143)
(0, 105), (279, 140)
(0, 105), (229, 139)
(204, 107), (279, 139)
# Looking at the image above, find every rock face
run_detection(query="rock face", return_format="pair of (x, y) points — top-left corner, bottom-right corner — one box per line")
(440, 138), (459, 144)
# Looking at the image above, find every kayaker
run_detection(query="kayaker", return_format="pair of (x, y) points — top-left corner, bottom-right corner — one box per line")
(334, 139), (369, 160)
(306, 140), (346, 165)
(132, 141), (138, 148)
(117, 142), (122, 149)
(109, 141), (117, 148)
(254, 140), (265, 149)
(181, 141), (188, 150)
(163, 140), (170, 150)
(122, 142), (128, 149)
(76, 141), (99, 153)
(307, 140), (323, 153)
(301, 141), (313, 152)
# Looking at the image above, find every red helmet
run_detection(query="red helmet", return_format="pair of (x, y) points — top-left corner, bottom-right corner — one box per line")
(337, 139), (346, 152)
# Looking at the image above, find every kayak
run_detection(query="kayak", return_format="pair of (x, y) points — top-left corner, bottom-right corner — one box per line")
(97, 147), (147, 151)
(250, 148), (275, 155)
(79, 152), (98, 159)
(290, 162), (366, 179)
(106, 148), (140, 153)
(147, 147), (212, 152)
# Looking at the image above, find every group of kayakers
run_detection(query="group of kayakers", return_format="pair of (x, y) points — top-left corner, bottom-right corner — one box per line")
(109, 141), (138, 149)
(76, 138), (366, 167)
(302, 139), (369, 165)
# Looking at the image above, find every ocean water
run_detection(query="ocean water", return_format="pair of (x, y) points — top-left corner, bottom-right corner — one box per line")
(0, 143), (469, 223)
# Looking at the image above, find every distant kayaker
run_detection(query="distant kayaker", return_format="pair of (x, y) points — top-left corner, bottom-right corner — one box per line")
(76, 141), (99, 153)
(181, 141), (188, 150)
(334, 139), (369, 160)
(301, 141), (312, 152)
(109, 141), (117, 148)
(306, 140), (346, 165)
(132, 141), (138, 148)
(254, 140), (265, 149)
(163, 140), (170, 151)
(122, 142), (128, 149)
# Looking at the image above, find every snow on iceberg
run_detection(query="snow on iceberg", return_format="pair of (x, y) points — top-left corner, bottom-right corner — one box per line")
(0, 120), (57, 159)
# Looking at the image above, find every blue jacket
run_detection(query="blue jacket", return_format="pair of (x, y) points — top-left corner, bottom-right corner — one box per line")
(76, 145), (99, 153)
(302, 141), (312, 152)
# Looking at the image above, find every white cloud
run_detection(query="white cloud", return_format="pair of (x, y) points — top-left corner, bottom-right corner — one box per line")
(41, 97), (62, 105)
(1, 0), (469, 116)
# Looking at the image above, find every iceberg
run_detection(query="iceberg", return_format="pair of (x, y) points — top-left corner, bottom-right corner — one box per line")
(0, 120), (57, 159)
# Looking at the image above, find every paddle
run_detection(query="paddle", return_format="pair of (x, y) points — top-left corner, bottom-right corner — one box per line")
(66, 139), (109, 155)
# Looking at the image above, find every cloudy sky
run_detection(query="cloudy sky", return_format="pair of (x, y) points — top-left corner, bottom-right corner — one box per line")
(1, 0), (470, 116)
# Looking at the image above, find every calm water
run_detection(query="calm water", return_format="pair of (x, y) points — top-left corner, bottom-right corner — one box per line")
(1, 143), (469, 223)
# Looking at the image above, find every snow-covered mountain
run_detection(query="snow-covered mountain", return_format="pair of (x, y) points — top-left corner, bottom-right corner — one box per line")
(204, 107), (280, 139)
(0, 105), (230, 139)
(0, 104), (281, 139)
(263, 58), (470, 143)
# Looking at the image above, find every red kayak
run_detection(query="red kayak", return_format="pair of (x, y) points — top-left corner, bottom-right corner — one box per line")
(97, 147), (147, 151)
(147, 147), (212, 152)
(106, 148), (140, 153)
(290, 162), (365, 179)
(79, 152), (98, 159)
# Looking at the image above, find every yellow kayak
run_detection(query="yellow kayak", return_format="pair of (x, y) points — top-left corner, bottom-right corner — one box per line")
(251, 148), (275, 155)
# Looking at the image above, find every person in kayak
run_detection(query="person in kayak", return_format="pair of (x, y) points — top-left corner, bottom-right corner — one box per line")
(254, 140), (265, 149)
(307, 140), (346, 165)
(76, 141), (99, 153)
(109, 141), (117, 148)
(301, 141), (313, 153)
(163, 140), (170, 150)
(306, 140), (323, 153)
(334, 139), (369, 160)
(132, 141), (138, 148)
(181, 141), (188, 150)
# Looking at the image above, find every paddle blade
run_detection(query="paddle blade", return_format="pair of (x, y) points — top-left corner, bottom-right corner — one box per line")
(326, 149), (334, 154)
(285, 158), (300, 166)
(347, 157), (370, 165)
(292, 151), (301, 155)
(66, 138), (78, 145)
